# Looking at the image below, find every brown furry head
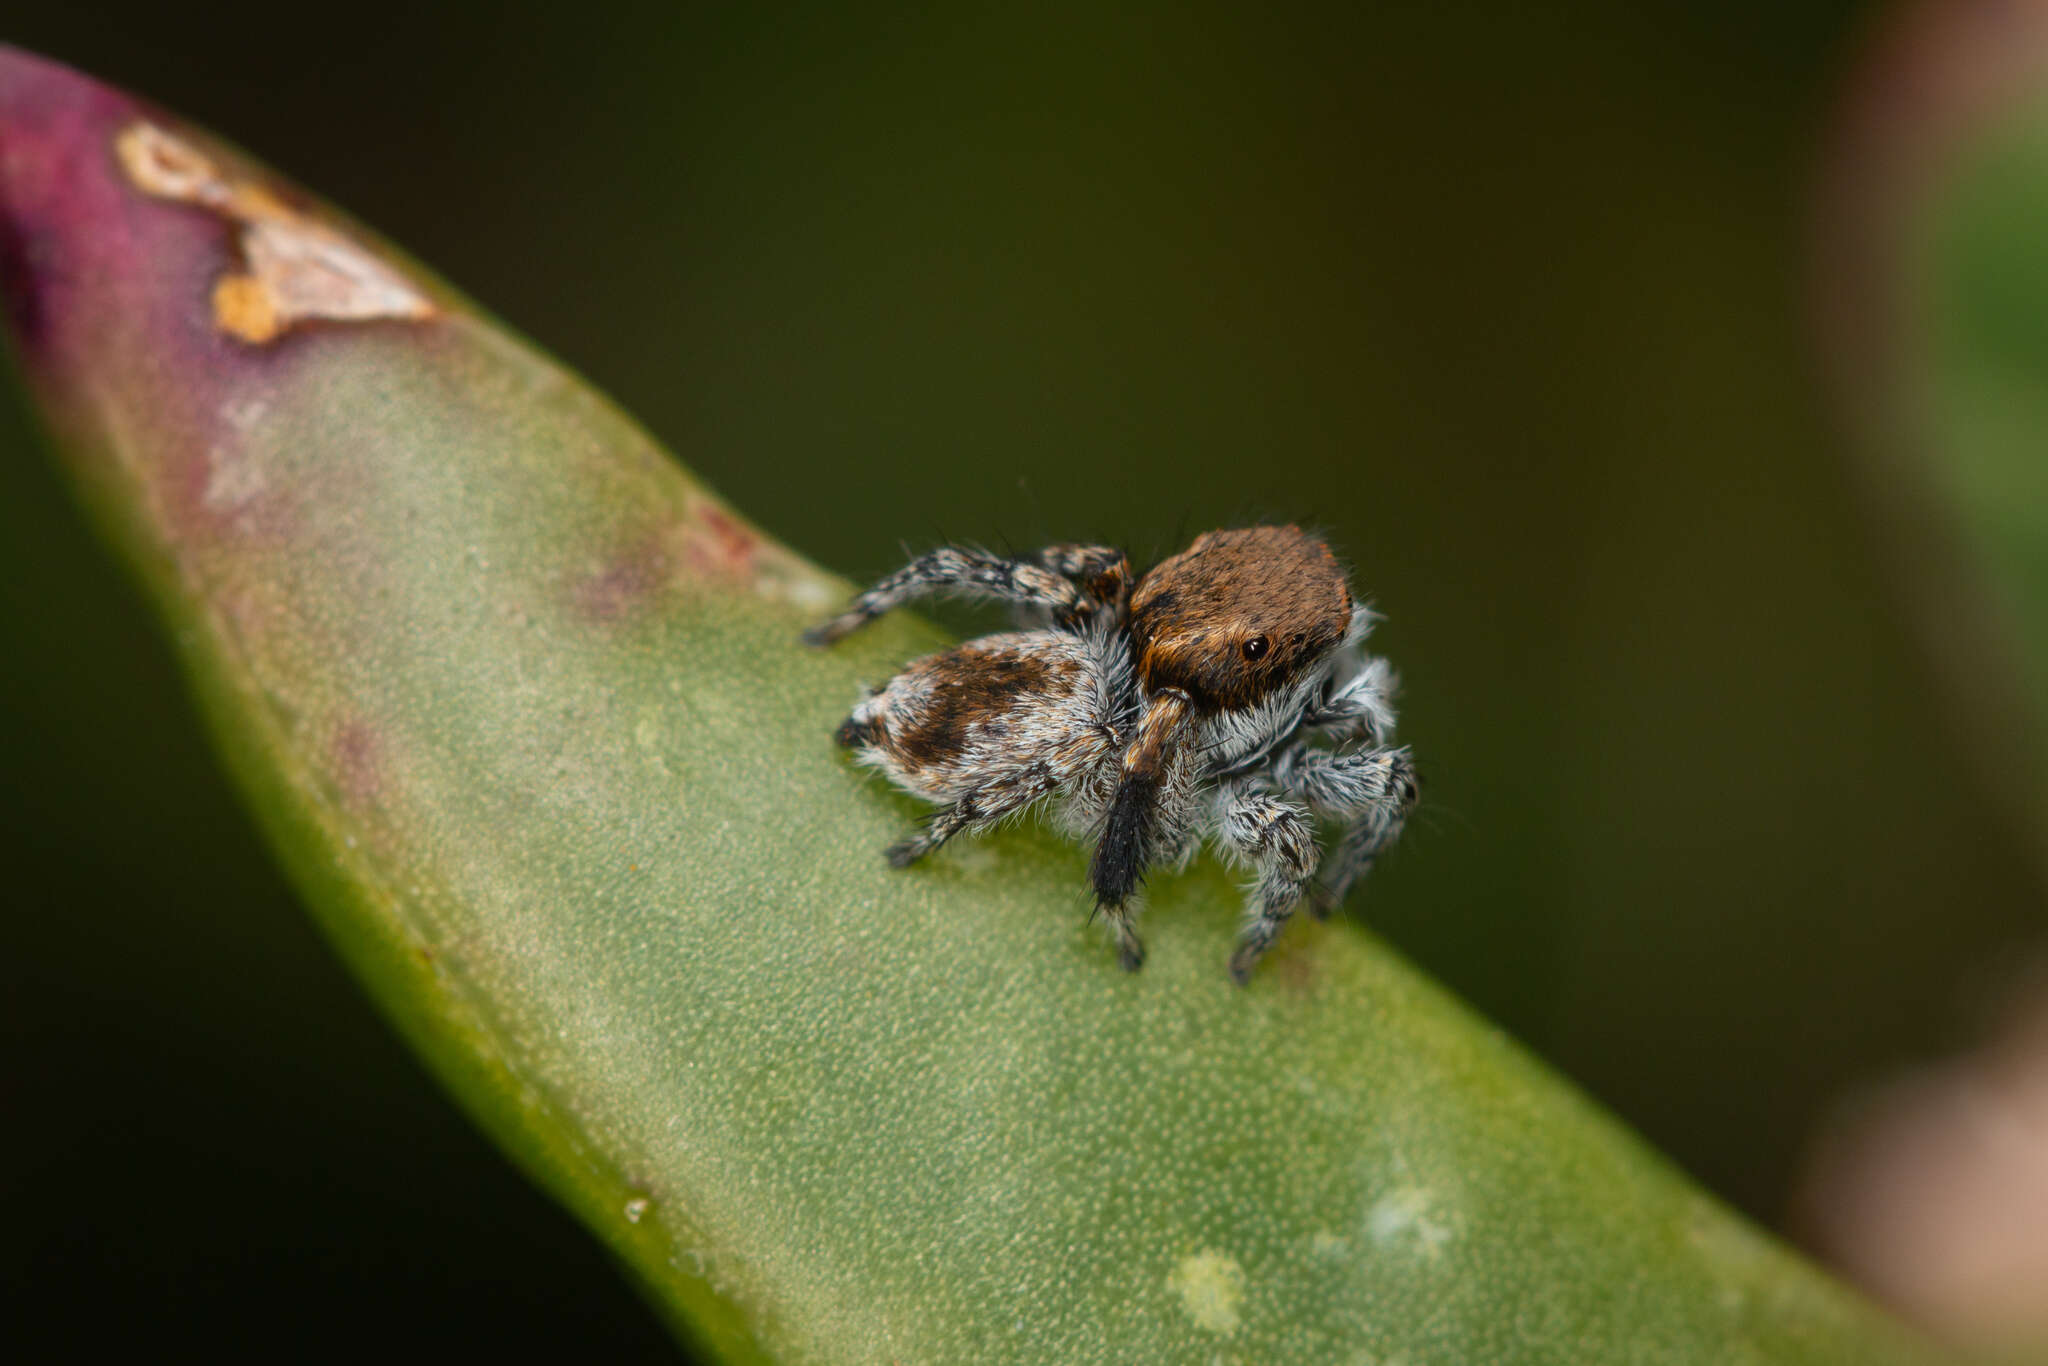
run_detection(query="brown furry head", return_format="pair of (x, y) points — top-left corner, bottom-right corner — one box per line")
(1127, 526), (1353, 712)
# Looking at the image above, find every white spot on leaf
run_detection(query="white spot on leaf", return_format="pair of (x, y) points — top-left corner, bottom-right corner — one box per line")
(1168, 1250), (1246, 1336)
(1366, 1186), (1452, 1257)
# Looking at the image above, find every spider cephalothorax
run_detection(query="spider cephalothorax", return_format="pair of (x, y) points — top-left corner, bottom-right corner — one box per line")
(805, 526), (1417, 982)
(1129, 526), (1354, 711)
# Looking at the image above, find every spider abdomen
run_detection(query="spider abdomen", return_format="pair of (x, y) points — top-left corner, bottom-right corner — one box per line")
(839, 631), (1129, 820)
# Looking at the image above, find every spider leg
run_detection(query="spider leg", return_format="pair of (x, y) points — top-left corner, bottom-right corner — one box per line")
(1216, 784), (1319, 984)
(1270, 744), (1418, 918)
(1301, 653), (1398, 747)
(1033, 543), (1131, 615)
(881, 749), (1146, 970)
(883, 760), (1062, 867)
(1088, 689), (1197, 972)
(804, 544), (1129, 646)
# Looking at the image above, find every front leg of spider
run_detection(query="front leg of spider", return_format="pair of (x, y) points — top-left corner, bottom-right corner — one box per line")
(1270, 744), (1419, 918)
(1303, 653), (1398, 748)
(1087, 688), (1198, 974)
(1216, 783), (1320, 984)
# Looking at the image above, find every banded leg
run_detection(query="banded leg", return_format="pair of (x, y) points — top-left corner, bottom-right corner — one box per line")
(1216, 785), (1319, 984)
(1034, 543), (1131, 616)
(883, 760), (1062, 868)
(804, 544), (1128, 646)
(1270, 745), (1418, 917)
(1301, 654), (1398, 748)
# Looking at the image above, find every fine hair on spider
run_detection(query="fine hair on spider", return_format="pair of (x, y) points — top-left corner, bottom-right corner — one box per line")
(804, 525), (1418, 983)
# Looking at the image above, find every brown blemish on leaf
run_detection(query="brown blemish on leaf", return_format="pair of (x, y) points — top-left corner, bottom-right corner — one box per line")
(669, 494), (841, 608)
(575, 503), (841, 620)
(1274, 940), (1321, 996)
(330, 718), (382, 807)
(578, 537), (674, 622)
(681, 502), (758, 579)
(114, 121), (433, 343)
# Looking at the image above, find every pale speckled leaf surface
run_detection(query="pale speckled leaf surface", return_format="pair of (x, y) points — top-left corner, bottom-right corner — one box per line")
(0, 46), (1941, 1365)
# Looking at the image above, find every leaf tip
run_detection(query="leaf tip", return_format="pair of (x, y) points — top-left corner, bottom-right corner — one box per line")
(112, 118), (436, 344)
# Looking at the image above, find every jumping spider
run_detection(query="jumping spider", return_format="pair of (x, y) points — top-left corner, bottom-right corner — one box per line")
(804, 526), (1418, 982)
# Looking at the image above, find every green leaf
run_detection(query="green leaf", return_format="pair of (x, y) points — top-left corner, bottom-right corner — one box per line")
(0, 45), (1939, 1364)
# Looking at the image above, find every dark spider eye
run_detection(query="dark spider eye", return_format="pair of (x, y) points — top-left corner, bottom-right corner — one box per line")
(1241, 635), (1269, 661)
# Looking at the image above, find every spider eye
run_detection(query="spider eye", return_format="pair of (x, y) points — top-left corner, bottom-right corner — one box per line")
(1242, 635), (1270, 661)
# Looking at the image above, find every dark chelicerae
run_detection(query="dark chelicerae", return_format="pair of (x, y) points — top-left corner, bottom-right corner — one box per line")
(804, 526), (1417, 982)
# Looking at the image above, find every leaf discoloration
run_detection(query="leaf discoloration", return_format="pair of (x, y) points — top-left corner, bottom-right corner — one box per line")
(115, 121), (434, 343)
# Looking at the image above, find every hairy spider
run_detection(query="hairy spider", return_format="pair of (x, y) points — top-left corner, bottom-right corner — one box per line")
(803, 526), (1418, 982)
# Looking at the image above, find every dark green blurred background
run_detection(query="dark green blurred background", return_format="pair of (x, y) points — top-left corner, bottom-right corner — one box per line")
(6, 2), (2041, 1358)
